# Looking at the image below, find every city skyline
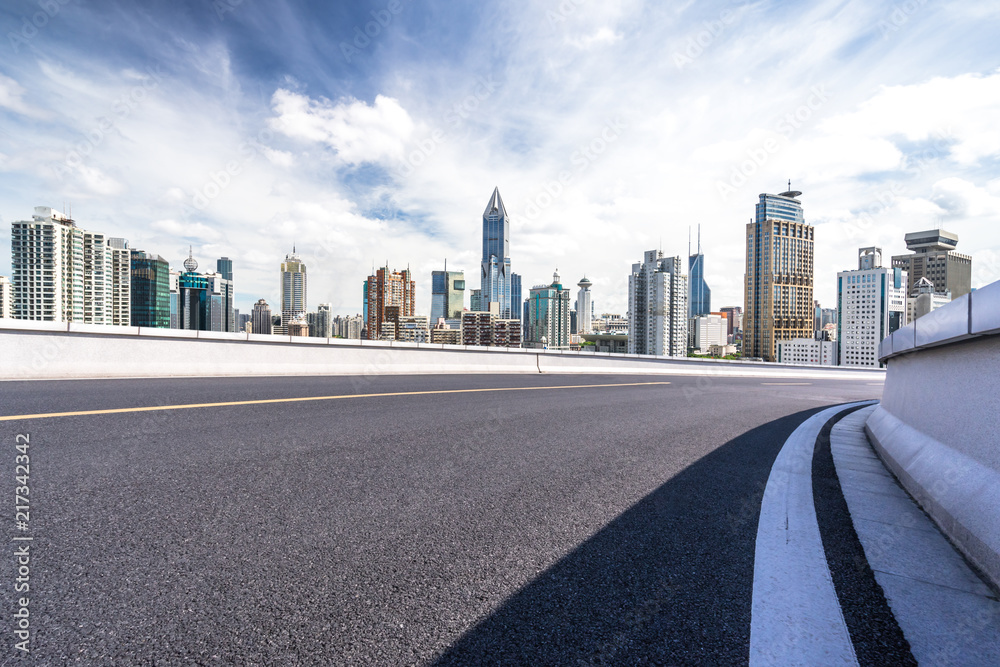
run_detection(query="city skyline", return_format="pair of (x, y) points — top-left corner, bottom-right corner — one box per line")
(0, 2), (998, 317)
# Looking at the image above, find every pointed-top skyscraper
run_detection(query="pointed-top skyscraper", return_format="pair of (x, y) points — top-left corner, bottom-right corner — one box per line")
(480, 187), (521, 320)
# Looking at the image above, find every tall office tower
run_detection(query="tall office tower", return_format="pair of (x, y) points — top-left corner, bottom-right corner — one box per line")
(217, 257), (233, 281)
(688, 226), (711, 318)
(743, 188), (814, 362)
(470, 289), (483, 312)
(252, 298), (272, 335)
(909, 277), (951, 321)
(130, 250), (170, 328)
(628, 251), (688, 356)
(364, 265), (415, 340)
(576, 277), (593, 334)
(525, 271), (571, 349)
(837, 247), (907, 368)
(431, 265), (466, 321)
(10, 206), (128, 324)
(237, 312), (251, 332)
(0, 276), (11, 319)
(169, 249), (234, 331)
(316, 303), (332, 337)
(480, 187), (521, 319)
(891, 229), (972, 299)
(280, 249), (307, 332)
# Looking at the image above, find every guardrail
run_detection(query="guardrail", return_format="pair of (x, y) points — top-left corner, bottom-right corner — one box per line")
(868, 278), (1000, 588)
(0, 320), (885, 381)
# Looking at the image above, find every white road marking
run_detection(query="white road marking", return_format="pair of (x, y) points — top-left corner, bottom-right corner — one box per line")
(749, 400), (876, 666)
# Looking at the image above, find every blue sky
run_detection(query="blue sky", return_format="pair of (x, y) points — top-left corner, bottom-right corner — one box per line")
(2, 0), (999, 315)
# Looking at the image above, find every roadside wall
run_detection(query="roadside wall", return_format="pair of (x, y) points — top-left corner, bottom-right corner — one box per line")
(868, 278), (1000, 587)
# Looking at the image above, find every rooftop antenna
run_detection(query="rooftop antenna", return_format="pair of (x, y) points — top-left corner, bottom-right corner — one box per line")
(698, 224), (702, 255)
(787, 179), (791, 191)
(688, 227), (691, 258)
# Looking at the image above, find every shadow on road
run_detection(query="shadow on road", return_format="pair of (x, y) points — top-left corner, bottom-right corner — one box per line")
(432, 406), (830, 665)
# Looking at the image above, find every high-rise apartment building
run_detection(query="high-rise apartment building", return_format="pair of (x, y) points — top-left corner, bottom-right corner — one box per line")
(576, 277), (593, 334)
(10, 207), (130, 324)
(719, 306), (742, 340)
(480, 187), (521, 320)
(130, 250), (170, 328)
(628, 250), (688, 357)
(524, 271), (571, 349)
(689, 226), (711, 318)
(431, 266), (465, 321)
(252, 299), (272, 335)
(307, 303), (332, 338)
(364, 265), (415, 339)
(280, 249), (307, 333)
(692, 313), (727, 354)
(837, 247), (907, 368)
(777, 338), (838, 366)
(107, 238), (131, 326)
(0, 276), (11, 319)
(891, 229), (972, 299)
(462, 302), (523, 348)
(743, 189), (814, 362)
(169, 250), (234, 331)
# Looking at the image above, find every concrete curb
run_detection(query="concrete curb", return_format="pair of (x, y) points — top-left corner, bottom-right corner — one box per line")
(866, 405), (1000, 590)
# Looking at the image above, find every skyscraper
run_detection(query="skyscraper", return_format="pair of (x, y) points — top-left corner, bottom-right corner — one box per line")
(576, 277), (593, 334)
(525, 271), (571, 349)
(628, 250), (688, 357)
(10, 206), (129, 324)
(107, 238), (132, 326)
(480, 187), (521, 320)
(280, 249), (307, 332)
(364, 265), (415, 340)
(890, 229), (972, 299)
(130, 250), (170, 328)
(837, 247), (907, 368)
(169, 249), (234, 331)
(217, 257), (233, 281)
(688, 226), (711, 318)
(743, 188), (814, 362)
(252, 299), (272, 335)
(431, 264), (465, 321)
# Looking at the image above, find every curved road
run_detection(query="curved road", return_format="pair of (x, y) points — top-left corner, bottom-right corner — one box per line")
(0, 373), (882, 664)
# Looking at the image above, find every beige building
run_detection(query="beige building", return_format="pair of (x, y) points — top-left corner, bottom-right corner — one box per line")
(743, 190), (814, 362)
(891, 229), (971, 299)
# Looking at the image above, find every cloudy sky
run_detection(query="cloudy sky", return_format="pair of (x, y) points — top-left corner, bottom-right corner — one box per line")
(1, 0), (998, 316)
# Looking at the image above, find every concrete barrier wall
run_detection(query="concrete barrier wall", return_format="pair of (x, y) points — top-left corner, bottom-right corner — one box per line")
(868, 278), (1000, 588)
(0, 320), (885, 381)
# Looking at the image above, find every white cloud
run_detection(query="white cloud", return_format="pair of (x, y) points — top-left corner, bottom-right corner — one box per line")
(0, 74), (34, 115)
(269, 90), (414, 165)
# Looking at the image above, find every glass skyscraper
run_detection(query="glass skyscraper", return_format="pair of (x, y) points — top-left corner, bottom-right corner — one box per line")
(130, 250), (170, 328)
(688, 226), (711, 319)
(431, 266), (465, 321)
(480, 187), (521, 320)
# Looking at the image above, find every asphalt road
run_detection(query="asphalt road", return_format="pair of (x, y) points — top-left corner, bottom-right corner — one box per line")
(0, 373), (882, 664)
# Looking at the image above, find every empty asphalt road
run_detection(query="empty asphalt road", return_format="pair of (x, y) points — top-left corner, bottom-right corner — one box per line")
(0, 373), (882, 664)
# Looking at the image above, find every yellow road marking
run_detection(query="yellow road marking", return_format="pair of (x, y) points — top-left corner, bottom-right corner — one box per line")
(0, 382), (671, 422)
(760, 382), (813, 386)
